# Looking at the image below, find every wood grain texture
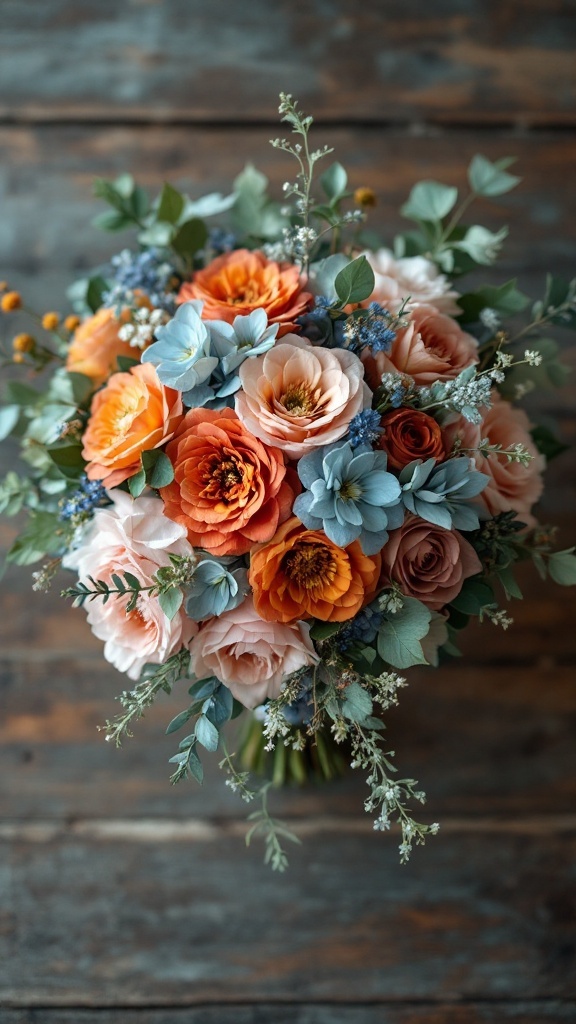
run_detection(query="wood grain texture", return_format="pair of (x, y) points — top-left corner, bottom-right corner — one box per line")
(1, 831), (575, 1006)
(0, 1), (575, 125)
(3, 1006), (576, 1023)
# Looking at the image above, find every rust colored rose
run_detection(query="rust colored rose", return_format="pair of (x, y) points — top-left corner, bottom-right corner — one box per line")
(379, 408), (445, 470)
(249, 516), (381, 623)
(66, 307), (137, 389)
(160, 408), (297, 557)
(380, 515), (482, 611)
(177, 249), (312, 336)
(82, 362), (183, 487)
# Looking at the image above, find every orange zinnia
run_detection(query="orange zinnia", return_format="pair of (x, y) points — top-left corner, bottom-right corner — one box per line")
(177, 249), (312, 336)
(249, 517), (380, 624)
(160, 408), (298, 557)
(82, 362), (183, 487)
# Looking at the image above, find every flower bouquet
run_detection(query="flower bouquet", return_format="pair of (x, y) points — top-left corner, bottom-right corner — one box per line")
(1, 95), (575, 870)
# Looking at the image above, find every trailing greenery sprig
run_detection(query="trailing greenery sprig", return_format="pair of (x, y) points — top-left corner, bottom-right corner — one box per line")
(100, 647), (192, 747)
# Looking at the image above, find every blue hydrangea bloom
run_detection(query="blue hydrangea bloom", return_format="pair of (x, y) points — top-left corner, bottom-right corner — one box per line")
(185, 559), (249, 621)
(336, 601), (383, 652)
(141, 301), (219, 392)
(293, 441), (404, 556)
(103, 248), (177, 313)
(399, 457), (489, 531)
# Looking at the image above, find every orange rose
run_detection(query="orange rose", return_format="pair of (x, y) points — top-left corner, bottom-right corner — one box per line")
(249, 517), (380, 624)
(66, 307), (137, 388)
(160, 408), (298, 556)
(379, 408), (445, 470)
(82, 362), (183, 487)
(177, 249), (312, 336)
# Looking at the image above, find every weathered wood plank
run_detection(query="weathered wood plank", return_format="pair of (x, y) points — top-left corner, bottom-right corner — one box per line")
(0, 1), (575, 125)
(3, 1003), (576, 1022)
(1, 830), (575, 1005)
(1, 658), (574, 820)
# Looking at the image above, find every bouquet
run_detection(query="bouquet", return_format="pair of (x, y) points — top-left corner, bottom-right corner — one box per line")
(1, 95), (575, 871)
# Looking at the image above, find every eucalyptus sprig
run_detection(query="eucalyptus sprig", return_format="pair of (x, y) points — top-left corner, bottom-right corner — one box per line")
(100, 647), (192, 747)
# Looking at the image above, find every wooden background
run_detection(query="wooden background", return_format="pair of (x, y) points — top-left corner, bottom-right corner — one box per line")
(1, 3), (575, 1021)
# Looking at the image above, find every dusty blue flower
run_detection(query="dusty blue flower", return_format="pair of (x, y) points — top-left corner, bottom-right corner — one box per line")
(183, 307), (279, 408)
(293, 441), (403, 556)
(141, 301), (219, 392)
(103, 248), (177, 312)
(185, 559), (249, 621)
(399, 457), (489, 530)
(347, 409), (383, 449)
(336, 601), (383, 652)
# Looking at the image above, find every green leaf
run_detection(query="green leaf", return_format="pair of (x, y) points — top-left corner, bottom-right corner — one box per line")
(114, 173), (135, 198)
(171, 218), (208, 260)
(195, 714), (219, 752)
(6, 510), (64, 565)
(186, 745), (204, 783)
(341, 681), (373, 724)
(450, 577), (495, 615)
(320, 161), (348, 201)
(548, 548), (576, 586)
(116, 355), (140, 372)
(138, 222), (173, 248)
(377, 597), (431, 669)
(309, 620), (342, 642)
(86, 275), (109, 313)
(496, 566), (523, 601)
(468, 155), (521, 197)
(92, 210), (134, 232)
(454, 225), (508, 266)
(4, 381), (40, 406)
(457, 280), (530, 323)
(129, 186), (149, 221)
(188, 677), (218, 700)
(128, 467), (146, 497)
(0, 405), (20, 442)
(541, 275), (576, 330)
(46, 444), (85, 479)
(205, 684), (234, 728)
(142, 449), (174, 489)
(166, 707), (194, 735)
(158, 588), (184, 621)
(334, 255), (375, 305)
(401, 180), (458, 222)
(156, 183), (185, 225)
(530, 425), (569, 461)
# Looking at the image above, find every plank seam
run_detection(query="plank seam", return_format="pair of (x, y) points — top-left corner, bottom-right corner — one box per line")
(2, 997), (576, 1010)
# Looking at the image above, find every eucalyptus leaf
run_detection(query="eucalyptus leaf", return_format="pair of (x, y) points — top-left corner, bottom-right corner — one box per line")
(156, 183), (185, 225)
(171, 218), (208, 260)
(401, 180), (458, 222)
(195, 714), (220, 752)
(468, 155), (521, 197)
(158, 588), (184, 621)
(377, 597), (431, 669)
(548, 548), (576, 586)
(334, 255), (375, 305)
(0, 405), (20, 442)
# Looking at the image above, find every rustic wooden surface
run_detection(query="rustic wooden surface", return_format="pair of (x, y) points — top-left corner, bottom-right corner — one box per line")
(1, 3), (576, 1022)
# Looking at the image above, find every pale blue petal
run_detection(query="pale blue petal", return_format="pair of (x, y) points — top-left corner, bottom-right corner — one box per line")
(358, 527), (389, 556)
(361, 472), (401, 505)
(324, 517), (359, 547)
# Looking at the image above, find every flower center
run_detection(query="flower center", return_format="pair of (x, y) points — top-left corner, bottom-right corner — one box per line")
(230, 282), (260, 305)
(280, 382), (318, 417)
(338, 480), (362, 502)
(281, 541), (337, 590)
(200, 452), (251, 503)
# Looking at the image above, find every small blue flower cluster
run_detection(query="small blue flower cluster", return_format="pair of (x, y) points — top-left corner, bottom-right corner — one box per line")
(296, 296), (346, 348)
(347, 409), (383, 449)
(337, 603), (383, 652)
(59, 476), (107, 522)
(103, 248), (177, 312)
(207, 227), (237, 255)
(349, 302), (397, 354)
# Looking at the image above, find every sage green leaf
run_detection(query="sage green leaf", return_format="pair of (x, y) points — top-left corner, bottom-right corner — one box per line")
(158, 588), (184, 621)
(334, 255), (375, 305)
(195, 714), (219, 752)
(468, 155), (521, 197)
(377, 597), (431, 668)
(157, 182), (185, 225)
(548, 548), (576, 586)
(341, 681), (373, 724)
(172, 217), (208, 259)
(401, 180), (458, 222)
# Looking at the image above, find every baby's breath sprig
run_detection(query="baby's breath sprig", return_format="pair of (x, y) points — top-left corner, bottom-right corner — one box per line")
(270, 93), (333, 270)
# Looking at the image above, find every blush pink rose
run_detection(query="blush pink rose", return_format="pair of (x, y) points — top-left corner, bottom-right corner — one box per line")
(189, 596), (319, 709)
(235, 335), (371, 459)
(380, 515), (482, 611)
(63, 492), (197, 680)
(364, 248), (461, 315)
(442, 394), (545, 527)
(362, 304), (478, 389)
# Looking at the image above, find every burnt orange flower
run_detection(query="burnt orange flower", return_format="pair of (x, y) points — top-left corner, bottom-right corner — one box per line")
(249, 517), (380, 623)
(177, 249), (312, 336)
(82, 362), (183, 487)
(379, 408), (445, 470)
(160, 408), (298, 557)
(66, 307), (138, 389)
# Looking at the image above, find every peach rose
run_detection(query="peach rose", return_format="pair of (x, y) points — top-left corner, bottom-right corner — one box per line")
(189, 596), (318, 709)
(379, 407), (445, 470)
(442, 394), (545, 527)
(82, 362), (183, 488)
(362, 304), (478, 389)
(63, 492), (197, 680)
(66, 307), (137, 389)
(160, 408), (297, 556)
(235, 335), (371, 460)
(364, 248), (461, 315)
(249, 516), (381, 624)
(178, 249), (312, 336)
(380, 515), (482, 611)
